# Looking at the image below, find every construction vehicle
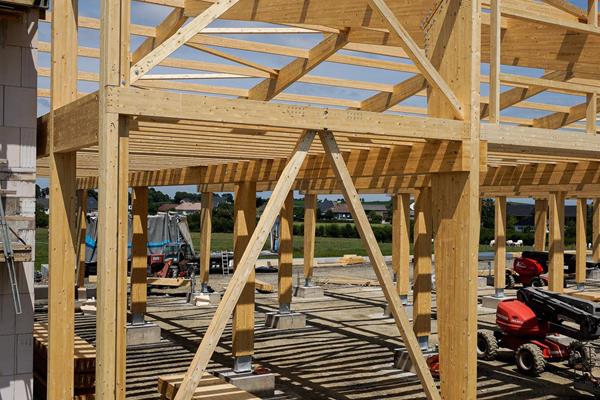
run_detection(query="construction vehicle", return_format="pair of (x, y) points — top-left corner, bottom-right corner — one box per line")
(148, 242), (197, 278)
(505, 256), (547, 288)
(477, 288), (600, 395)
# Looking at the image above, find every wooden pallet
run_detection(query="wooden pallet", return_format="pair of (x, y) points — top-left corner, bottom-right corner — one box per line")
(255, 278), (274, 293)
(33, 323), (96, 397)
(158, 373), (259, 400)
(0, 243), (32, 262)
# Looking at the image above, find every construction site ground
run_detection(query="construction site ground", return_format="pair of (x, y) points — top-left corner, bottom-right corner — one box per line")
(35, 262), (598, 399)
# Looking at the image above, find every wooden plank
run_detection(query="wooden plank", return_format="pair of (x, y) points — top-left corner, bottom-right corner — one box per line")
(199, 192), (213, 287)
(413, 188), (431, 340)
(494, 196), (506, 290)
(393, 193), (410, 299)
(548, 191), (566, 293)
(576, 198), (587, 286)
(130, 0), (241, 83)
(173, 131), (315, 400)
(367, 0), (463, 120)
(131, 9), (187, 64)
(303, 193), (317, 284)
(255, 279), (274, 293)
(131, 186), (148, 318)
(232, 181), (257, 359)
(158, 373), (259, 400)
(278, 192), (293, 309)
(318, 130), (439, 400)
(47, 0), (78, 397)
(534, 199), (548, 252)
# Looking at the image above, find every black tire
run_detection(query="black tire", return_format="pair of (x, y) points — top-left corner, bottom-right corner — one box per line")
(477, 330), (499, 360)
(516, 343), (546, 376)
(530, 277), (545, 288)
(505, 273), (516, 289)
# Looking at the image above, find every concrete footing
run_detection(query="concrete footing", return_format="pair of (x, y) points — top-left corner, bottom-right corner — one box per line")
(394, 347), (438, 373)
(264, 312), (306, 330)
(294, 285), (325, 298)
(193, 292), (221, 306)
(126, 322), (161, 346)
(481, 295), (515, 310)
(477, 276), (489, 288)
(218, 370), (275, 397)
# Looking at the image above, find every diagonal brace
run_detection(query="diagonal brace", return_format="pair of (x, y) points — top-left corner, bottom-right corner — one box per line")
(367, 0), (464, 120)
(172, 131), (316, 400)
(130, 0), (241, 83)
(319, 130), (441, 400)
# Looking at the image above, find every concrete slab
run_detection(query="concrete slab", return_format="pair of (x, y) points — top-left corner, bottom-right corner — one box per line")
(393, 347), (438, 373)
(193, 292), (221, 306)
(126, 323), (161, 347)
(294, 286), (325, 298)
(383, 304), (413, 319)
(264, 312), (306, 330)
(481, 295), (515, 310)
(218, 370), (275, 398)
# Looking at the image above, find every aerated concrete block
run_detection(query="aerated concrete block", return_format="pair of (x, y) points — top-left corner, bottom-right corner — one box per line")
(126, 323), (161, 347)
(218, 370), (275, 398)
(193, 292), (221, 306)
(264, 312), (306, 330)
(481, 295), (515, 310)
(294, 285), (325, 298)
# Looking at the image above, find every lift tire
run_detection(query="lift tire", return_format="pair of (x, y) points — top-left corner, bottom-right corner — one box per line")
(530, 277), (545, 288)
(516, 343), (546, 376)
(505, 274), (516, 289)
(477, 330), (499, 361)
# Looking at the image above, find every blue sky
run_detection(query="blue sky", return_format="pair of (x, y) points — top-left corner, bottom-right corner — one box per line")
(36, 0), (592, 203)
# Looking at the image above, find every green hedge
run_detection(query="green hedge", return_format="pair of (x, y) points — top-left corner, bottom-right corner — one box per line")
(294, 222), (392, 242)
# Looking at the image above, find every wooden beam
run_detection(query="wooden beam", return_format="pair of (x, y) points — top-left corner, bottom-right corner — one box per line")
(199, 192), (213, 289)
(593, 200), (600, 262)
(232, 181), (257, 363)
(542, 0), (588, 21)
(392, 193), (410, 302)
(413, 187), (432, 344)
(130, 0), (241, 83)
(576, 198), (587, 288)
(278, 192), (294, 311)
(590, 0), (599, 27)
(534, 199), (548, 252)
(173, 131), (315, 400)
(494, 196), (506, 293)
(548, 191), (566, 293)
(303, 193), (317, 284)
(47, 0), (78, 396)
(587, 93), (597, 134)
(247, 32), (349, 101)
(489, 0), (501, 124)
(131, 9), (186, 64)
(426, 0), (480, 398)
(360, 75), (426, 113)
(318, 130), (440, 400)
(131, 186), (148, 321)
(367, 0), (464, 120)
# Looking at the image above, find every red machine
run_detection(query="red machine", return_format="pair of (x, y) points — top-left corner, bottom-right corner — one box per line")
(478, 288), (600, 376)
(505, 256), (547, 288)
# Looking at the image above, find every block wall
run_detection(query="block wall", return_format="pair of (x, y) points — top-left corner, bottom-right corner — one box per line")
(0, 10), (38, 400)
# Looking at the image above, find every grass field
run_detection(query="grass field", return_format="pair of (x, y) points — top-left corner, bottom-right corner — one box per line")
(35, 228), (537, 269)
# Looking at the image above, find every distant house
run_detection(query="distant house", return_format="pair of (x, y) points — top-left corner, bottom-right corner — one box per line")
(318, 199), (334, 214)
(329, 203), (389, 222)
(507, 202), (576, 232)
(157, 203), (178, 213)
(175, 200), (202, 215)
(36, 196), (98, 215)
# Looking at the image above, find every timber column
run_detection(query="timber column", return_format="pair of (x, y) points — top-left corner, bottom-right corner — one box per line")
(425, 1), (481, 398)
(534, 198), (548, 252)
(412, 188), (432, 350)
(393, 193), (410, 306)
(199, 191), (213, 293)
(548, 192), (565, 292)
(303, 193), (317, 286)
(494, 197), (506, 297)
(232, 182), (257, 372)
(576, 198), (587, 290)
(278, 192), (294, 313)
(594, 200), (600, 263)
(130, 186), (148, 324)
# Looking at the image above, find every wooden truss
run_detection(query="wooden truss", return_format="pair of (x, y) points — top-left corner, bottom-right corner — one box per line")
(38, 0), (600, 399)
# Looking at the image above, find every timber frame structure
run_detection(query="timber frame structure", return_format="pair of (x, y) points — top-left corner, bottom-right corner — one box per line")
(38, 0), (600, 399)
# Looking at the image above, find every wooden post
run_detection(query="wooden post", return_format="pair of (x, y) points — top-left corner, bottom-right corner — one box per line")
(413, 188), (432, 349)
(278, 192), (294, 312)
(489, 0), (501, 124)
(97, 0), (130, 396)
(173, 132), (315, 400)
(77, 189), (88, 290)
(47, 0), (78, 397)
(199, 191), (213, 292)
(494, 197), (506, 297)
(534, 198), (548, 252)
(130, 186), (148, 324)
(303, 193), (317, 286)
(232, 181), (257, 372)
(590, 0), (599, 27)
(548, 192), (565, 293)
(594, 200), (600, 262)
(319, 130), (440, 400)
(426, 0), (480, 398)
(576, 198), (588, 290)
(393, 193), (410, 305)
